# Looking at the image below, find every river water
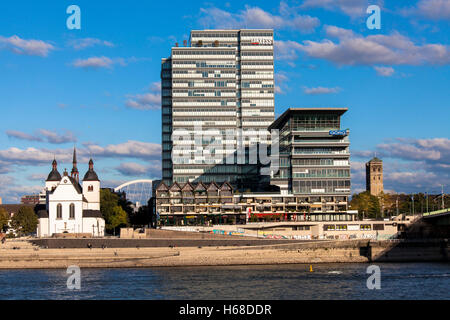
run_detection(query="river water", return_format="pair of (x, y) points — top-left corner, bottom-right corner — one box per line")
(0, 263), (449, 300)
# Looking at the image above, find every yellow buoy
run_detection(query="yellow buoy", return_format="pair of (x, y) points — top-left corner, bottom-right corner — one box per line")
(309, 265), (314, 272)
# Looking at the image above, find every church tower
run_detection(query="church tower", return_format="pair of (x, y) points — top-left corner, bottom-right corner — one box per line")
(366, 157), (383, 196)
(45, 157), (62, 190)
(82, 158), (100, 210)
(71, 147), (79, 183)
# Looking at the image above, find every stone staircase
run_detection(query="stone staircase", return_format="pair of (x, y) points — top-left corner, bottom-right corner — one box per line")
(0, 238), (41, 251)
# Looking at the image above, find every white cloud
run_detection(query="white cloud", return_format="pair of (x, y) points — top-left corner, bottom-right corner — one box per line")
(125, 93), (160, 110)
(6, 130), (42, 142)
(277, 25), (450, 65)
(377, 139), (443, 161)
(38, 129), (77, 144)
(125, 82), (161, 110)
(274, 40), (303, 61)
(0, 140), (162, 202)
(6, 129), (77, 144)
(0, 175), (43, 203)
(72, 56), (115, 69)
(68, 38), (114, 50)
(275, 72), (289, 94)
(0, 160), (13, 174)
(28, 173), (47, 181)
(374, 66), (395, 77)
(402, 0), (450, 21)
(0, 35), (55, 57)
(116, 161), (161, 177)
(0, 140), (161, 169)
(0, 147), (72, 165)
(303, 86), (341, 95)
(83, 140), (161, 160)
(300, 0), (382, 18)
(199, 4), (320, 33)
(352, 137), (450, 193)
(71, 56), (139, 69)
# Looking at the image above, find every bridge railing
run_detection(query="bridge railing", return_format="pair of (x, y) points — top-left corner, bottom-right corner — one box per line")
(422, 208), (449, 217)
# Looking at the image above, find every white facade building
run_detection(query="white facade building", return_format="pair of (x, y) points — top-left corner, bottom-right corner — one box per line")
(36, 149), (105, 237)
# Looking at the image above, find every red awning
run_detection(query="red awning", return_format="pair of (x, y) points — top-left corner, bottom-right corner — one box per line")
(254, 213), (283, 217)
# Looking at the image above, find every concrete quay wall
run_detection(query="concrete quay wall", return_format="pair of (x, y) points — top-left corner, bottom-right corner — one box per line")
(30, 237), (307, 249)
(0, 239), (447, 269)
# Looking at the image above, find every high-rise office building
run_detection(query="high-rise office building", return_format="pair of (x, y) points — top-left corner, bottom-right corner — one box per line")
(161, 29), (274, 188)
(269, 108), (351, 214)
(366, 157), (383, 196)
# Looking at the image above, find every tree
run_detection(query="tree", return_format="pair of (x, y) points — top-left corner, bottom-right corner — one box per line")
(100, 188), (130, 234)
(129, 205), (151, 226)
(368, 196), (381, 219)
(0, 208), (10, 232)
(108, 206), (128, 232)
(10, 206), (38, 236)
(350, 192), (370, 219)
(350, 191), (381, 219)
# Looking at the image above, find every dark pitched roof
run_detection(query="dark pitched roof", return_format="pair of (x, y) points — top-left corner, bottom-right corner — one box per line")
(82, 210), (103, 218)
(194, 182), (206, 191)
(156, 181), (169, 191)
(369, 157), (382, 162)
(46, 169), (62, 181)
(207, 182), (219, 191)
(181, 182), (194, 191)
(169, 182), (181, 191)
(83, 170), (99, 181)
(68, 177), (82, 194)
(220, 182), (232, 191)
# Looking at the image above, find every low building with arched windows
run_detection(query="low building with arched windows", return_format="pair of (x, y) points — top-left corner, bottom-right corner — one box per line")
(36, 148), (105, 237)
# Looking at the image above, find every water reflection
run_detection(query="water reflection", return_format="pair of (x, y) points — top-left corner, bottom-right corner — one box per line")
(0, 263), (448, 300)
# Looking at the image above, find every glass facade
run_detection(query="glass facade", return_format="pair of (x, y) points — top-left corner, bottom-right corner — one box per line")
(269, 108), (351, 212)
(161, 29), (275, 189)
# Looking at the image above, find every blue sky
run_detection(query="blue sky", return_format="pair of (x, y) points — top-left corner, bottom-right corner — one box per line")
(0, 0), (449, 202)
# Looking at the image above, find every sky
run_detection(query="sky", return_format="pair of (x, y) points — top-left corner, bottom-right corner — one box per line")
(0, 0), (449, 203)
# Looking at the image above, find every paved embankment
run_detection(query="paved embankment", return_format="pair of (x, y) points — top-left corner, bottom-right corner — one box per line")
(30, 237), (306, 248)
(0, 238), (447, 269)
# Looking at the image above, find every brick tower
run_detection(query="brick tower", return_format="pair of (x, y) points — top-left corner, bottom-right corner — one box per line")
(366, 157), (383, 196)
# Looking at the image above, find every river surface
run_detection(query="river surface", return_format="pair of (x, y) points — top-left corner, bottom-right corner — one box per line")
(0, 263), (449, 300)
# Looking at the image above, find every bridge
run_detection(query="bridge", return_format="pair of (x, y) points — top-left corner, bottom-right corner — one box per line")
(114, 179), (154, 205)
(422, 208), (450, 225)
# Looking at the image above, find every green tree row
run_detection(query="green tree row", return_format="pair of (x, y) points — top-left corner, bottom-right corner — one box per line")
(350, 191), (449, 219)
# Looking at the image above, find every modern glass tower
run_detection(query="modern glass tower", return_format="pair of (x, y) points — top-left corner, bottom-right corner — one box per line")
(268, 108), (351, 214)
(161, 29), (274, 188)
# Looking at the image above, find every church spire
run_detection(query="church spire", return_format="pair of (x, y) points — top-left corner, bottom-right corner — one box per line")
(46, 156), (61, 182)
(71, 146), (79, 183)
(52, 156), (57, 170)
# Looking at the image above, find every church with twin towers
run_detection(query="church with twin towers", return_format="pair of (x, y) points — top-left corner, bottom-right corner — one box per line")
(36, 147), (105, 237)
